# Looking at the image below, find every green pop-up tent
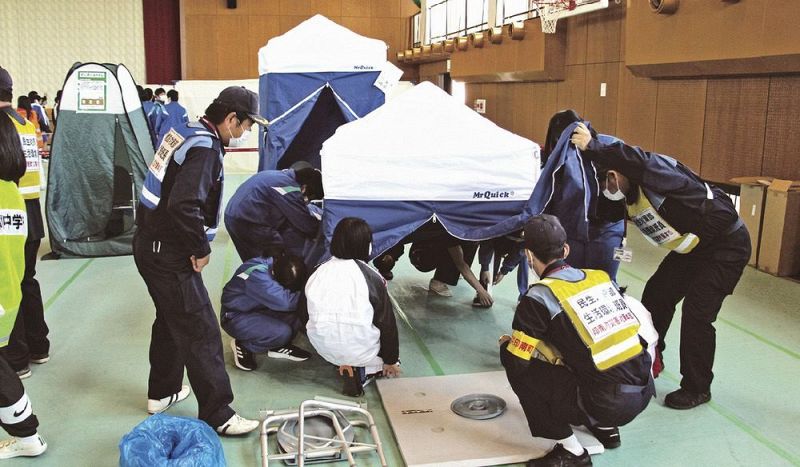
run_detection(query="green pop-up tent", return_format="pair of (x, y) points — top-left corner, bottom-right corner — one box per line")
(46, 62), (153, 258)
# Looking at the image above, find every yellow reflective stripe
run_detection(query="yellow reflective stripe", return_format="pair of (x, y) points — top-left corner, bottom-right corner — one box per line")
(668, 233), (699, 254)
(594, 334), (643, 370)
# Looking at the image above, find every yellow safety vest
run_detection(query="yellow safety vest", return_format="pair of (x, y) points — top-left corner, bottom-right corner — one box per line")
(7, 113), (42, 200)
(627, 187), (700, 254)
(0, 180), (28, 347)
(536, 269), (642, 371)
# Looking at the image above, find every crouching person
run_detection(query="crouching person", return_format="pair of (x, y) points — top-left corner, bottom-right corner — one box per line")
(305, 217), (400, 397)
(501, 215), (654, 467)
(221, 250), (312, 371)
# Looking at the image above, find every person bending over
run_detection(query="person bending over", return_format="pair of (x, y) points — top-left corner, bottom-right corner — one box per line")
(305, 217), (400, 397)
(221, 249), (312, 371)
(501, 214), (653, 466)
(225, 167), (323, 262)
(571, 122), (750, 409)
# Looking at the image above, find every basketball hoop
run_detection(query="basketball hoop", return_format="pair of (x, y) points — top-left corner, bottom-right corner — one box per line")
(533, 0), (577, 34)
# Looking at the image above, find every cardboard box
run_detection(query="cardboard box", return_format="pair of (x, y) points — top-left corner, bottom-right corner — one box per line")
(731, 177), (770, 267)
(757, 179), (800, 277)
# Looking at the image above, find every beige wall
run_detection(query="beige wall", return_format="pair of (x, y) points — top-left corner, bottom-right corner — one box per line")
(0, 0), (146, 101)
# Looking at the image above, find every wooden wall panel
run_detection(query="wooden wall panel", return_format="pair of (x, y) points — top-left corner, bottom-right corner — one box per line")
(564, 14), (588, 66)
(493, 83), (515, 132)
(616, 65), (657, 151)
(340, 16), (372, 38)
(654, 80), (707, 173)
(585, 2), (623, 65)
(370, 0), (401, 18)
(512, 83), (534, 141)
(183, 0), (410, 80)
(184, 15), (218, 79)
(279, 0), (317, 17)
(556, 64), (586, 117)
(315, 0), (343, 18)
(342, 0), (369, 17)
(701, 78), (769, 182)
(215, 16), (250, 79)
(763, 77), (800, 180)
(626, 0), (800, 77)
(583, 62), (620, 135)
(248, 15), (281, 75)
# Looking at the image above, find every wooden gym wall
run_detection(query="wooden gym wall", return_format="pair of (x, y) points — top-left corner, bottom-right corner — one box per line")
(179, 0), (418, 81)
(462, 0), (800, 183)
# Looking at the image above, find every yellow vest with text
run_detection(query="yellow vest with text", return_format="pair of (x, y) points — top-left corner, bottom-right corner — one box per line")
(534, 269), (642, 371)
(8, 114), (42, 200)
(0, 180), (28, 347)
(627, 187), (701, 254)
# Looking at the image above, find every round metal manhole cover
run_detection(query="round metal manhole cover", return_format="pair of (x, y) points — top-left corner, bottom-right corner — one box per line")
(450, 394), (507, 420)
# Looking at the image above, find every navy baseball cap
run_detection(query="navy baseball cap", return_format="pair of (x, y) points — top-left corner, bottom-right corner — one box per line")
(523, 214), (567, 260)
(214, 86), (268, 126)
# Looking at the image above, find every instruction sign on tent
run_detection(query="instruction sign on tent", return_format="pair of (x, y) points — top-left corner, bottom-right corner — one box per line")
(77, 71), (107, 112)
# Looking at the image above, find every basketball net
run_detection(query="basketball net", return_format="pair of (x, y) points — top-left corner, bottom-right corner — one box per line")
(533, 1), (573, 34)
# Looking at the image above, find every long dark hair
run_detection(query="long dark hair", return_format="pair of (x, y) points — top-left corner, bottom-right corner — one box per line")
(16, 96), (33, 118)
(330, 217), (372, 261)
(0, 115), (27, 183)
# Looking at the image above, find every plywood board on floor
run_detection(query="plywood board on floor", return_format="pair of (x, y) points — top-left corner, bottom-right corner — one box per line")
(377, 371), (603, 467)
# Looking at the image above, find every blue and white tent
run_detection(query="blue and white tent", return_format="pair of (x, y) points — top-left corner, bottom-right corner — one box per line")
(257, 14), (388, 171)
(320, 82), (541, 258)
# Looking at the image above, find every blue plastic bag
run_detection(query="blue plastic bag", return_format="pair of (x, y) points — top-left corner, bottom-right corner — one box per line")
(119, 414), (226, 467)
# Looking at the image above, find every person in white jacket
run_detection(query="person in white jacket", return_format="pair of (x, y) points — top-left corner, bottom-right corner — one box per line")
(305, 217), (401, 396)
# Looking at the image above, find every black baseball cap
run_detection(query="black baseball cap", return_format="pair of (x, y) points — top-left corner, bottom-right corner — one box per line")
(523, 214), (567, 260)
(0, 67), (12, 94)
(213, 86), (268, 126)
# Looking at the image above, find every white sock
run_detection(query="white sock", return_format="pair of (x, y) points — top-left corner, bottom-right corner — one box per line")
(557, 434), (584, 456)
(18, 434), (40, 445)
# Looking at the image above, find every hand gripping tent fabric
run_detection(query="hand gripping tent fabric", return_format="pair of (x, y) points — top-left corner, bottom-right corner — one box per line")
(258, 14), (388, 171)
(320, 82), (541, 258)
(46, 62), (152, 258)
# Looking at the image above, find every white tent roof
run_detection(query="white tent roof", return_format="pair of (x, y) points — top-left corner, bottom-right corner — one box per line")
(321, 82), (540, 201)
(259, 15), (387, 74)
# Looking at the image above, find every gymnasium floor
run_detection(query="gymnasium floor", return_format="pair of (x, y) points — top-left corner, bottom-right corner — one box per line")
(7, 173), (800, 466)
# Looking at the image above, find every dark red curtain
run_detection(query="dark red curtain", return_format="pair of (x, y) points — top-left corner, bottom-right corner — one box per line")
(142, 0), (181, 84)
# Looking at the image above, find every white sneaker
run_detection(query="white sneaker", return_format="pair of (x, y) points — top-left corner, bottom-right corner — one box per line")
(428, 279), (453, 297)
(216, 414), (259, 436)
(147, 385), (191, 414)
(0, 435), (47, 459)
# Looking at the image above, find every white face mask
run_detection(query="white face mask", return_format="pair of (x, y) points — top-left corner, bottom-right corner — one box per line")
(603, 187), (626, 201)
(226, 121), (250, 148)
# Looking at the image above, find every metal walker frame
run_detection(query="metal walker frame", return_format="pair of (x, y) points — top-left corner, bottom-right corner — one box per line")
(259, 399), (388, 467)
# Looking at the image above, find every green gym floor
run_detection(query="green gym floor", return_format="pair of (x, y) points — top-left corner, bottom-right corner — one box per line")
(8, 173), (800, 466)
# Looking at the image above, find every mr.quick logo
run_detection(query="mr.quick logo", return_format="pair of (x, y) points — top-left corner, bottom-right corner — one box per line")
(473, 190), (514, 199)
(353, 65), (375, 70)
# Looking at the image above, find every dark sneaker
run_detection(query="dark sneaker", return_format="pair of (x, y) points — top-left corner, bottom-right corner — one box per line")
(16, 366), (31, 380)
(664, 388), (711, 409)
(587, 425), (621, 449)
(30, 354), (49, 364)
(230, 339), (257, 371)
(338, 366), (364, 397)
(528, 444), (592, 467)
(267, 345), (311, 362)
